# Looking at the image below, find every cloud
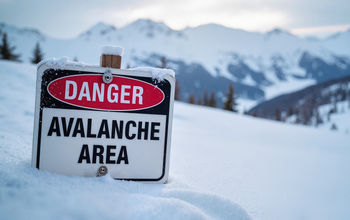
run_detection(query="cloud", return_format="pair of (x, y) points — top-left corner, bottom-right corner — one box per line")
(0, 0), (349, 38)
(111, 0), (289, 31)
(291, 24), (350, 37)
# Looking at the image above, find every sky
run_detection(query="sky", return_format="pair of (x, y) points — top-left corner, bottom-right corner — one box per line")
(0, 0), (349, 39)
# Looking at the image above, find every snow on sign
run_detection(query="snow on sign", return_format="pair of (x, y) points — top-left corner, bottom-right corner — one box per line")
(32, 57), (175, 183)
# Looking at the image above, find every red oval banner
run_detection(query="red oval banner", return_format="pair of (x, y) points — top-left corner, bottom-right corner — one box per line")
(47, 74), (165, 111)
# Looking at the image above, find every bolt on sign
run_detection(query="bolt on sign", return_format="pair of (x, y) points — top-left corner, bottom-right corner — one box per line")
(32, 50), (175, 183)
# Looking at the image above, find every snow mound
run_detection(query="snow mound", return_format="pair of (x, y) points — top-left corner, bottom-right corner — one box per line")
(101, 45), (124, 56)
(0, 60), (249, 220)
(0, 165), (251, 220)
(130, 66), (175, 82)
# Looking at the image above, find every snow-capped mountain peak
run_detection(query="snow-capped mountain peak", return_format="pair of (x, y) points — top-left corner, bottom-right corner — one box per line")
(326, 28), (350, 40)
(119, 19), (183, 38)
(127, 19), (169, 31)
(1, 20), (350, 107)
(0, 23), (45, 40)
(79, 22), (116, 39)
(321, 28), (350, 56)
(266, 28), (293, 36)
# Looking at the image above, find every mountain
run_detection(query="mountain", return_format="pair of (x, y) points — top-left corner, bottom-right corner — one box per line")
(322, 29), (350, 56)
(1, 60), (350, 220)
(1, 20), (350, 109)
(0, 22), (46, 62)
(79, 22), (117, 39)
(248, 74), (350, 133)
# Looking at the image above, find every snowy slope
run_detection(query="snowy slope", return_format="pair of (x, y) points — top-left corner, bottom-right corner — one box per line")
(1, 21), (350, 105)
(0, 60), (250, 220)
(249, 74), (350, 134)
(318, 100), (350, 133)
(1, 61), (350, 220)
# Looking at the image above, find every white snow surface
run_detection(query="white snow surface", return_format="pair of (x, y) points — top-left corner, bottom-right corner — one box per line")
(37, 57), (175, 82)
(1, 60), (350, 220)
(38, 57), (95, 71)
(101, 46), (124, 56)
(317, 100), (350, 134)
(129, 66), (175, 82)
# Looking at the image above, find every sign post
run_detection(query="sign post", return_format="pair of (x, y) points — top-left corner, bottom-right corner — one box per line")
(32, 47), (175, 183)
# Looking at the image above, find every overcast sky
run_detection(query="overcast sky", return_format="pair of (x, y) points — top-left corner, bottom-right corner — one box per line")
(0, 0), (349, 38)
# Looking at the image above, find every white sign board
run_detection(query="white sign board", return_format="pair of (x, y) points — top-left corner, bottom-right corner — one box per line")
(32, 63), (175, 183)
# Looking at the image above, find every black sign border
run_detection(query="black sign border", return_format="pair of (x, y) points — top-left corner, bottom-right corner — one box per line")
(35, 68), (173, 182)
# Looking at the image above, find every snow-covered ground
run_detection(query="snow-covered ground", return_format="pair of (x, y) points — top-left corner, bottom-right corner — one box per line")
(1, 60), (350, 220)
(318, 100), (350, 134)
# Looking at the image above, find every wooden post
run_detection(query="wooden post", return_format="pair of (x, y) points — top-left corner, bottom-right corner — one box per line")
(100, 50), (122, 69)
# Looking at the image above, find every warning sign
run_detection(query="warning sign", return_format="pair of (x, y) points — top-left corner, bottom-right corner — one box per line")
(32, 63), (175, 183)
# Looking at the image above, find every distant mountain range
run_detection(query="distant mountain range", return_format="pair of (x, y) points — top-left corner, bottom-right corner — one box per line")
(248, 74), (350, 133)
(1, 19), (350, 109)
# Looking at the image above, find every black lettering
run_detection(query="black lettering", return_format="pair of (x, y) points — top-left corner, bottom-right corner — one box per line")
(137, 121), (149, 140)
(111, 120), (123, 139)
(97, 119), (110, 138)
(78, 144), (91, 163)
(117, 145), (129, 164)
(106, 145), (116, 164)
(87, 118), (96, 138)
(125, 121), (136, 140)
(47, 117), (61, 136)
(72, 118), (85, 137)
(151, 122), (160, 140)
(92, 145), (104, 163)
(61, 117), (74, 136)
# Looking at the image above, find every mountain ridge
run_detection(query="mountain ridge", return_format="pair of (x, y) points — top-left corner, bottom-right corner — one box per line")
(1, 19), (349, 109)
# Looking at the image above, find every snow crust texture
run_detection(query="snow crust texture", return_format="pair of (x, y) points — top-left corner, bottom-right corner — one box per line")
(101, 45), (124, 56)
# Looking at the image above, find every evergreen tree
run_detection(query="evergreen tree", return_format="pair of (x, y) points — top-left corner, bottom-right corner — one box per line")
(203, 90), (209, 106)
(332, 100), (338, 113)
(175, 79), (181, 100)
(223, 84), (238, 112)
(160, 56), (167, 68)
(196, 94), (202, 105)
(0, 33), (20, 61)
(188, 93), (195, 104)
(314, 108), (323, 126)
(208, 92), (217, 107)
(31, 42), (44, 64)
(331, 123), (338, 130)
(275, 108), (281, 121)
(287, 107), (294, 117)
